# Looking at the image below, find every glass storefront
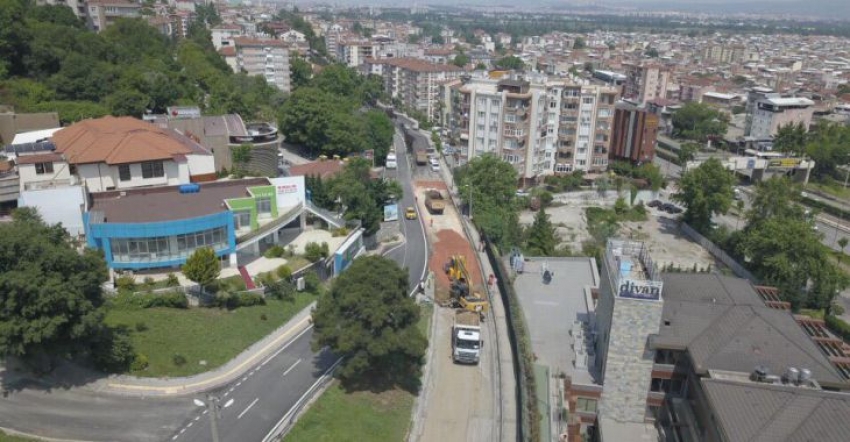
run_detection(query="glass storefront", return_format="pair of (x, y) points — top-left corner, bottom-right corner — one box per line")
(110, 226), (228, 263)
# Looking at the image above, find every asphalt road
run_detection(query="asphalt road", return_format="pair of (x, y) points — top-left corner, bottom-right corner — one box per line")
(1, 131), (430, 442)
(174, 328), (337, 442)
(653, 154), (682, 179)
(386, 127), (429, 290)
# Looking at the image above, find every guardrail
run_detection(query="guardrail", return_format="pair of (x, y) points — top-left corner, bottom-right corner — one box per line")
(238, 203), (304, 245)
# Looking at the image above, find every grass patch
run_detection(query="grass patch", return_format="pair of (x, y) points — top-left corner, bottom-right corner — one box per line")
(799, 308), (826, 320)
(283, 302), (432, 442)
(283, 383), (415, 442)
(104, 291), (317, 377)
(0, 431), (39, 442)
(287, 255), (312, 272)
(806, 180), (850, 200)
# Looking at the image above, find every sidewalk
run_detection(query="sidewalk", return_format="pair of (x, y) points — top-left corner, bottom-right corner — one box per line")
(2, 304), (316, 398)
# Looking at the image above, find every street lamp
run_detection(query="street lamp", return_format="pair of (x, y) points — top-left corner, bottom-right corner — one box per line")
(193, 394), (234, 442)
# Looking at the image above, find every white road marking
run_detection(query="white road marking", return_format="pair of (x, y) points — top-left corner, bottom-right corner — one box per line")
(186, 422), (193, 429)
(260, 325), (313, 367)
(237, 398), (259, 420)
(172, 435), (178, 440)
(194, 416), (200, 421)
(179, 429), (185, 434)
(282, 359), (302, 377)
(236, 381), (242, 387)
(202, 409), (208, 415)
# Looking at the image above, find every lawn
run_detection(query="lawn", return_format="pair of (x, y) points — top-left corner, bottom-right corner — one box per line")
(283, 302), (433, 442)
(104, 291), (317, 377)
(806, 180), (850, 200)
(0, 431), (38, 442)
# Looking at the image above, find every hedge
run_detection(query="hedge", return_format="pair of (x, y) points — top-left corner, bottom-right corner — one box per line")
(825, 315), (850, 342)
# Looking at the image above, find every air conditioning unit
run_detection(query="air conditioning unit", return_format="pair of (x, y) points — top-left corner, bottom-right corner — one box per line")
(296, 277), (305, 292)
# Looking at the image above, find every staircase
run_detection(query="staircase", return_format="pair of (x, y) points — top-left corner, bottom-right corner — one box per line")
(238, 266), (256, 290)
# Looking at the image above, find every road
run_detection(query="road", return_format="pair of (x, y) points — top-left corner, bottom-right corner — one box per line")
(1, 130), (430, 442)
(653, 154), (682, 179)
(386, 127), (429, 289)
(174, 328), (337, 442)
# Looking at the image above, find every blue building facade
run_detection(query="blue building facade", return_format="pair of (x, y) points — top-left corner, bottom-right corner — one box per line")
(84, 211), (237, 270)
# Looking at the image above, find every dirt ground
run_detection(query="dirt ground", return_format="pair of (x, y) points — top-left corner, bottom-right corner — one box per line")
(410, 182), (497, 442)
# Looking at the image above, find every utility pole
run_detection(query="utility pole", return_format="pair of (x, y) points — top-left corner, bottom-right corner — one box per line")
(193, 394), (233, 442)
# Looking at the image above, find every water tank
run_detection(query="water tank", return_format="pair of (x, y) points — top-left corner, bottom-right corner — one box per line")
(800, 368), (813, 383)
(178, 184), (200, 194)
(784, 367), (800, 384)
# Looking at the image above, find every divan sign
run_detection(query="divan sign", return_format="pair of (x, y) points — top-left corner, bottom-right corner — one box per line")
(618, 279), (663, 301)
(269, 176), (305, 209)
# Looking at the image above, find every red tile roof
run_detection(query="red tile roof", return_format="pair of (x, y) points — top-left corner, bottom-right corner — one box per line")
(16, 153), (64, 165)
(289, 160), (345, 180)
(51, 116), (201, 166)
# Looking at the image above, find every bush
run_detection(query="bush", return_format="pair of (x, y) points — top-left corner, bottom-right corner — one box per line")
(131, 353), (149, 371)
(135, 321), (148, 332)
(303, 270), (321, 293)
(166, 273), (180, 287)
(260, 313), (268, 321)
(213, 292), (267, 309)
(332, 227), (350, 237)
(276, 265), (293, 280)
(304, 241), (330, 262)
(613, 197), (629, 215)
(91, 327), (136, 373)
(115, 275), (136, 292)
(265, 279), (296, 301)
(172, 353), (187, 366)
(826, 315), (850, 342)
(264, 245), (286, 258)
(138, 291), (188, 309)
(142, 277), (155, 290)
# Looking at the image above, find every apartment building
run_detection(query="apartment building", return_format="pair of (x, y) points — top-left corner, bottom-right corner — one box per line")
(233, 38), (291, 93)
(610, 103), (658, 164)
(450, 74), (617, 181)
(749, 96), (815, 140)
(211, 24), (244, 50)
(37, 0), (87, 19)
(338, 39), (375, 67)
(623, 63), (670, 105)
(366, 58), (462, 123)
(85, 0), (141, 32)
(702, 44), (745, 64)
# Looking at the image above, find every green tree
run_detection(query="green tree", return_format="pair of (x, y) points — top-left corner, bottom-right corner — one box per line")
(182, 247), (220, 293)
(671, 102), (729, 142)
(0, 208), (108, 363)
(455, 154), (520, 247)
(105, 88), (151, 117)
(673, 158), (736, 231)
(773, 122), (808, 158)
(231, 143), (253, 173)
(526, 208), (558, 256)
(572, 37), (586, 49)
(494, 55), (524, 70)
(805, 122), (850, 179)
(452, 52), (470, 68)
(328, 158), (402, 235)
(746, 176), (806, 225)
(678, 142), (700, 164)
(839, 237), (849, 262)
(312, 256), (426, 390)
(475, 62), (487, 70)
(290, 55), (312, 89)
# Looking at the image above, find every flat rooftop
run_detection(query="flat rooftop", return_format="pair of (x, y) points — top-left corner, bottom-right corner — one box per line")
(511, 257), (599, 385)
(90, 178), (269, 223)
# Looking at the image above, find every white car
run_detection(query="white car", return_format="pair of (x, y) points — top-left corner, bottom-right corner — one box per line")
(430, 162), (441, 172)
(386, 153), (397, 169)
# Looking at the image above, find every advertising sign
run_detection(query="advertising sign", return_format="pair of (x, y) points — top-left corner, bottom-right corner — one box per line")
(618, 279), (663, 301)
(269, 176), (306, 209)
(384, 203), (399, 222)
(334, 229), (364, 275)
(768, 158), (802, 168)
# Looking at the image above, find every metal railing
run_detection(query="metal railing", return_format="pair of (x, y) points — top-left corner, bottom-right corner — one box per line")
(237, 203), (304, 245)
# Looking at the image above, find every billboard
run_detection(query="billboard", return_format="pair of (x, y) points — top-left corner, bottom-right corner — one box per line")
(384, 203), (399, 222)
(269, 176), (306, 209)
(334, 229), (364, 275)
(618, 279), (663, 301)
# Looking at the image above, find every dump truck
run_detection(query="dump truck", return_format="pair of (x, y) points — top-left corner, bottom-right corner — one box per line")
(425, 189), (446, 214)
(453, 310), (483, 364)
(444, 255), (489, 315)
(416, 150), (429, 166)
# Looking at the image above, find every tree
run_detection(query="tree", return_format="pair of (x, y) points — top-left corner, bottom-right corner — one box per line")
(328, 158), (402, 236)
(673, 158), (736, 231)
(773, 122), (807, 158)
(455, 154), (520, 247)
(494, 55), (524, 70)
(572, 37), (586, 49)
(231, 143), (252, 173)
(475, 62), (487, 70)
(805, 122), (850, 180)
(526, 208), (558, 256)
(182, 247), (220, 293)
(678, 142), (700, 164)
(290, 55), (312, 89)
(746, 176), (806, 225)
(312, 256), (426, 390)
(839, 238), (849, 262)
(0, 208), (108, 363)
(451, 53), (470, 67)
(671, 102), (729, 142)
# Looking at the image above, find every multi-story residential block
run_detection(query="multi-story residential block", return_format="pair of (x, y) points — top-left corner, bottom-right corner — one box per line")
(211, 24), (244, 50)
(702, 44), (745, 64)
(450, 74), (618, 181)
(749, 96), (815, 140)
(366, 58), (462, 123)
(233, 38), (291, 93)
(338, 38), (375, 67)
(85, 0), (141, 32)
(610, 103), (658, 164)
(623, 63), (670, 105)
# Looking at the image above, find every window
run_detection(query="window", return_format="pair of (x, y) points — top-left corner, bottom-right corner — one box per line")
(34, 162), (54, 175)
(576, 398), (597, 413)
(233, 210), (252, 230)
(256, 197), (272, 215)
(141, 161), (164, 179)
(555, 163), (571, 173)
(109, 227), (227, 263)
(118, 164), (131, 181)
(505, 114), (517, 123)
(583, 97), (594, 104)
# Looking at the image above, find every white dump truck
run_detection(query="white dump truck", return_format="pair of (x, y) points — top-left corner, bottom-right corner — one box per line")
(453, 311), (483, 364)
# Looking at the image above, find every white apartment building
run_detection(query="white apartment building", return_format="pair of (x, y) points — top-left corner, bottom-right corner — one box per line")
(450, 74), (618, 181)
(623, 63), (669, 105)
(211, 24), (244, 50)
(749, 96), (815, 140)
(366, 58), (462, 123)
(85, 0), (140, 32)
(233, 38), (291, 93)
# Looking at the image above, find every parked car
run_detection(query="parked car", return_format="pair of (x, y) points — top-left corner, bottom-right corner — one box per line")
(661, 203), (682, 214)
(647, 199), (662, 208)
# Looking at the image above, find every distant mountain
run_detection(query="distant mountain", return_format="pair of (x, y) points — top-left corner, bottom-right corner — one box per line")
(601, 0), (850, 20)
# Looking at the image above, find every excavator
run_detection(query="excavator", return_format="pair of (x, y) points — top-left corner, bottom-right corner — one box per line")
(444, 255), (490, 316)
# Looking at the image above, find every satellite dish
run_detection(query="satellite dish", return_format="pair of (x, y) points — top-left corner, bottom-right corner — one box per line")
(223, 398), (235, 408)
(193, 399), (205, 407)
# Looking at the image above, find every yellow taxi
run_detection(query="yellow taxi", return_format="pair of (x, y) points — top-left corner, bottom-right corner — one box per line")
(405, 207), (418, 220)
